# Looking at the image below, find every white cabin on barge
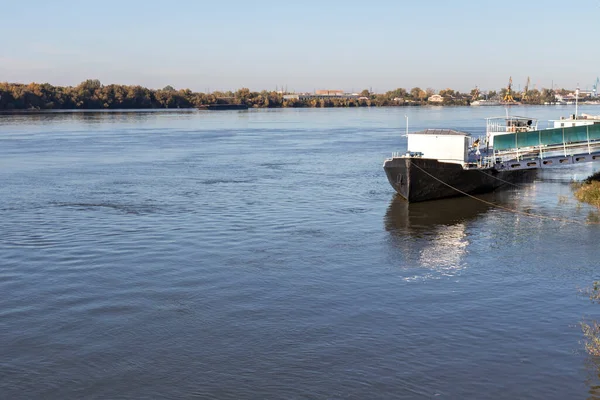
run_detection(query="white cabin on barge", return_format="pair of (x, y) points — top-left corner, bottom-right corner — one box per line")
(406, 129), (471, 166)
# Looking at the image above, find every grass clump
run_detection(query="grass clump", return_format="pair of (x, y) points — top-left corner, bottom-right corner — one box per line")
(581, 282), (600, 356)
(582, 320), (600, 356)
(574, 172), (600, 208)
(584, 171), (600, 185)
(582, 281), (600, 304)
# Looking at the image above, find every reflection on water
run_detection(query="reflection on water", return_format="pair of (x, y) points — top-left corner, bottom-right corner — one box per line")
(0, 109), (199, 129)
(384, 194), (493, 233)
(584, 359), (600, 399)
(384, 193), (509, 280)
(417, 223), (468, 273)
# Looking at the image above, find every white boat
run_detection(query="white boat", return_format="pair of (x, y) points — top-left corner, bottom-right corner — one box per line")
(471, 99), (501, 106)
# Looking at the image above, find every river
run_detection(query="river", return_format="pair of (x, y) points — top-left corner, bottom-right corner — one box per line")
(1, 106), (600, 399)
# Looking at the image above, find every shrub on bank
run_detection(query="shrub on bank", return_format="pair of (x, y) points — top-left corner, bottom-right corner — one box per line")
(581, 281), (600, 356)
(574, 172), (600, 208)
(582, 319), (600, 356)
(583, 171), (600, 184)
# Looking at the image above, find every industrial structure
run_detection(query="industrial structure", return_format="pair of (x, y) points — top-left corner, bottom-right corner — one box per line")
(503, 77), (516, 103)
(522, 77), (530, 101)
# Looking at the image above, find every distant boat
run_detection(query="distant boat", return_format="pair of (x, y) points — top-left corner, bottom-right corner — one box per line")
(198, 104), (248, 110)
(470, 99), (501, 106)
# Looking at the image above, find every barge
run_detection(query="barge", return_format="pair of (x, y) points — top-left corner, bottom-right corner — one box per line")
(383, 115), (600, 202)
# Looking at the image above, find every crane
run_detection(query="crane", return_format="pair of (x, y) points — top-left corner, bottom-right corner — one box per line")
(471, 86), (480, 100)
(593, 77), (600, 98)
(522, 77), (530, 101)
(503, 76), (515, 103)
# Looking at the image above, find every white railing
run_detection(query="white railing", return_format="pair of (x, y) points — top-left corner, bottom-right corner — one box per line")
(487, 120), (508, 133)
(486, 118), (539, 136)
(494, 139), (600, 163)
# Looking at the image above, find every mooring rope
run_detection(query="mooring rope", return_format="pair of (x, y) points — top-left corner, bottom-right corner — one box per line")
(475, 168), (525, 188)
(409, 160), (600, 226)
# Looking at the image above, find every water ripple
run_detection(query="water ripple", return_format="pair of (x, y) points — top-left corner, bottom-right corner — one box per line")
(2, 108), (600, 399)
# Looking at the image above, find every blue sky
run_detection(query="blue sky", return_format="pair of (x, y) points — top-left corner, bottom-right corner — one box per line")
(1, 0), (599, 92)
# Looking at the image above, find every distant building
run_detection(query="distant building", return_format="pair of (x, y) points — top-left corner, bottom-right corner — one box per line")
(315, 90), (344, 96)
(283, 91), (358, 101)
(428, 94), (444, 103)
(556, 92), (590, 103)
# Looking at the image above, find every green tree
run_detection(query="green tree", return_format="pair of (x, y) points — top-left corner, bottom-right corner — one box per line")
(540, 88), (556, 104)
(409, 87), (422, 99)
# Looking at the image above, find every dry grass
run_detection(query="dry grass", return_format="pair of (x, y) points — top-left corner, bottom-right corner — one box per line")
(574, 172), (600, 208)
(581, 282), (600, 356)
(574, 182), (600, 208)
(581, 282), (600, 304)
(582, 320), (600, 356)
(558, 195), (569, 204)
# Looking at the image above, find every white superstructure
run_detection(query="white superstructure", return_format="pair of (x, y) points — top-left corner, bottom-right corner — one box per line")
(471, 100), (501, 106)
(552, 115), (595, 128)
(407, 129), (470, 165)
(485, 116), (538, 146)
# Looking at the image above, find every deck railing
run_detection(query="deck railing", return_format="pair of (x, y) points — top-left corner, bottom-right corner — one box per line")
(494, 138), (600, 163)
(486, 118), (539, 136)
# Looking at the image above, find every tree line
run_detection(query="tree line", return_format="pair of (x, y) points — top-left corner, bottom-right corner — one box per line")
(0, 80), (563, 110)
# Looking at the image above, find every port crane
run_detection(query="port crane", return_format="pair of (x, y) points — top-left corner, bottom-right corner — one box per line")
(593, 77), (600, 98)
(503, 76), (516, 103)
(522, 77), (530, 101)
(471, 86), (480, 100)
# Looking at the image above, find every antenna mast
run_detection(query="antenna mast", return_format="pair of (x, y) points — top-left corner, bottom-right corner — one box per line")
(575, 84), (579, 119)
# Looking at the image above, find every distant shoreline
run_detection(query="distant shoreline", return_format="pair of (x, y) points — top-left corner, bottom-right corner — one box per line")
(1, 104), (594, 115)
(0, 79), (586, 110)
(0, 108), (198, 114)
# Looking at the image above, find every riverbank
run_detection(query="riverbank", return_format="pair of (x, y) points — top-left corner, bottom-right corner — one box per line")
(0, 80), (565, 110)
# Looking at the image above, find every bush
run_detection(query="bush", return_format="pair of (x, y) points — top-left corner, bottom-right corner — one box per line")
(584, 171), (600, 184)
(574, 181), (600, 208)
(582, 320), (600, 356)
(581, 282), (600, 356)
(574, 172), (600, 208)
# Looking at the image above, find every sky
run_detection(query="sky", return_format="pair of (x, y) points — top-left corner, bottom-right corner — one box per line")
(1, 0), (599, 93)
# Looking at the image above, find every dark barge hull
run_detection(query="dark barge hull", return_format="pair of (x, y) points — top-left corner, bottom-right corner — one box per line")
(383, 157), (536, 202)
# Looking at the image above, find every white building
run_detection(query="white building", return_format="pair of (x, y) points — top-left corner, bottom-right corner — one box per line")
(428, 94), (444, 103)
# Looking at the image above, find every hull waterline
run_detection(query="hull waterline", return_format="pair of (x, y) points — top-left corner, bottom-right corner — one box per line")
(383, 157), (536, 202)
